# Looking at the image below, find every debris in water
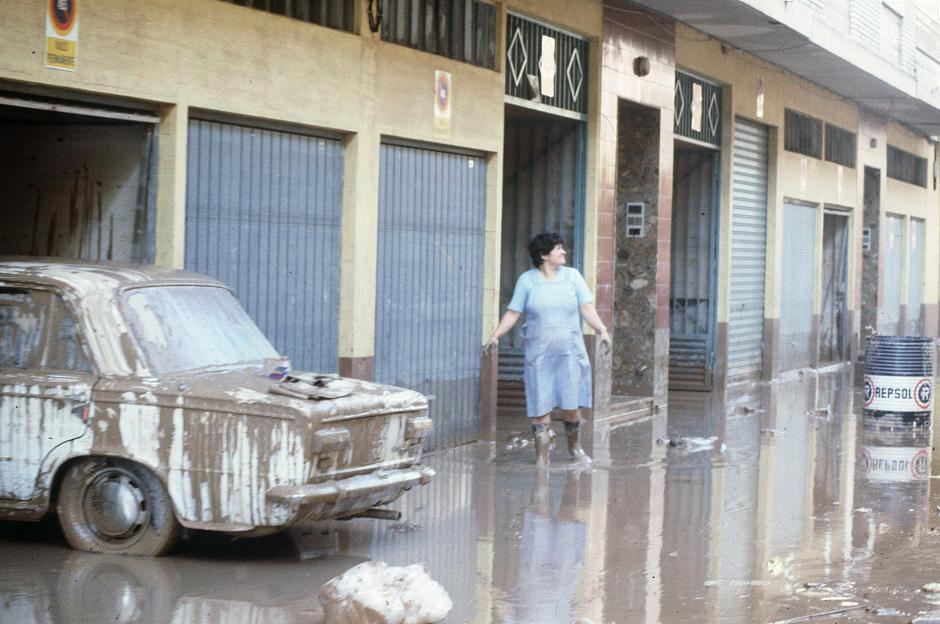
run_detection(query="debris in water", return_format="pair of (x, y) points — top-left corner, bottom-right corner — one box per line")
(655, 435), (719, 451)
(506, 432), (533, 450)
(769, 605), (866, 624)
(704, 579), (770, 587)
(766, 555), (792, 576)
(923, 583), (940, 593)
(388, 521), (423, 534)
(320, 561), (453, 624)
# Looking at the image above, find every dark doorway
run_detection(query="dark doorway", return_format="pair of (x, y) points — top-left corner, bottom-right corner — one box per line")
(0, 101), (156, 262)
(497, 105), (586, 414)
(820, 211), (849, 362)
(669, 141), (720, 391)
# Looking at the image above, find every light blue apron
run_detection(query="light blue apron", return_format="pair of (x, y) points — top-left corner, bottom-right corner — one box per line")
(521, 274), (592, 418)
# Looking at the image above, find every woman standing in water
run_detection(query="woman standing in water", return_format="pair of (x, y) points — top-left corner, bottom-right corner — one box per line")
(485, 232), (611, 468)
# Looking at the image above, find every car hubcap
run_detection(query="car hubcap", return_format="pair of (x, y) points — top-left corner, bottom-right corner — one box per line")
(83, 468), (148, 541)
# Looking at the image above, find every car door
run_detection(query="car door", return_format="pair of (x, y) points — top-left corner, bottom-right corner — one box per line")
(0, 287), (96, 504)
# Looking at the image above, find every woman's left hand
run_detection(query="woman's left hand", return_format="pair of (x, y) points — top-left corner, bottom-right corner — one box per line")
(598, 330), (612, 355)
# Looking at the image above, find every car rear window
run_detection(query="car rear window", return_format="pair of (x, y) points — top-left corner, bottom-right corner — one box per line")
(122, 285), (279, 375)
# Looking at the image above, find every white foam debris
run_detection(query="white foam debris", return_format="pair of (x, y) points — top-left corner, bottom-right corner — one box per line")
(320, 561), (453, 624)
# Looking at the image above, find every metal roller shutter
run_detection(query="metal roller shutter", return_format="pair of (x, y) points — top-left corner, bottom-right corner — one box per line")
(882, 214), (904, 335)
(375, 143), (486, 450)
(185, 118), (343, 373)
(779, 202), (817, 372)
(728, 118), (769, 381)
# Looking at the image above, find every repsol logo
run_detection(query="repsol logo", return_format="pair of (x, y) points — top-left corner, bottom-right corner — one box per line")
(864, 375), (932, 409)
(873, 386), (914, 400)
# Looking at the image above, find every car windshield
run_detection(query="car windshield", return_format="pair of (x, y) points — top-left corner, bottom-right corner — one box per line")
(122, 285), (280, 375)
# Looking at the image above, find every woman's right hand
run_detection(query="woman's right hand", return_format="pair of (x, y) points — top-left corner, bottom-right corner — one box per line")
(483, 336), (499, 353)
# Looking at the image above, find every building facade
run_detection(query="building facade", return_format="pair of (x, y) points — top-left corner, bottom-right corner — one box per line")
(602, 0), (940, 404)
(1, 0), (938, 448)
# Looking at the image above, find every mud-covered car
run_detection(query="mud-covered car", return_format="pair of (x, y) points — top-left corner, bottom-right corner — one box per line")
(0, 259), (433, 555)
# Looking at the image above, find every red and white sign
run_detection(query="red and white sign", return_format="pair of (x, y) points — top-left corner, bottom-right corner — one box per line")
(863, 374), (932, 412)
(433, 70), (451, 134)
(45, 0), (79, 71)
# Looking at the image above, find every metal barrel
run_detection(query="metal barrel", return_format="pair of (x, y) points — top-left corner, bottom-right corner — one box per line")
(863, 336), (935, 424)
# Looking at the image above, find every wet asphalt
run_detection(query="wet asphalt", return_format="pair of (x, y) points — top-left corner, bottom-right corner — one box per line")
(5, 367), (940, 623)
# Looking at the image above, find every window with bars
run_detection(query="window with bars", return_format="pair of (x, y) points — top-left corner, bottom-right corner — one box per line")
(784, 109), (823, 159)
(887, 145), (928, 187)
(824, 123), (856, 168)
(380, 0), (497, 70)
(221, 0), (356, 32)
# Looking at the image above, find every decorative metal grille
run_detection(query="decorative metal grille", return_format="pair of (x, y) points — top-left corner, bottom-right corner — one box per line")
(825, 123), (857, 168)
(784, 109), (822, 159)
(221, 0), (356, 32)
(674, 71), (721, 146)
(505, 12), (589, 116)
(381, 0), (496, 70)
(887, 145), (927, 187)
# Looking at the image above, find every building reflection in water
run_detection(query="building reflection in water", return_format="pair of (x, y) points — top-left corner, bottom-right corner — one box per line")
(2, 368), (939, 624)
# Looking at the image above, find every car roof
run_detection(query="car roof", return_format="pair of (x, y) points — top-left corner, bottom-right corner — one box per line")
(0, 257), (225, 298)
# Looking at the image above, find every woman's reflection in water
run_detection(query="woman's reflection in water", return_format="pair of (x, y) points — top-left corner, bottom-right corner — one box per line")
(506, 469), (588, 624)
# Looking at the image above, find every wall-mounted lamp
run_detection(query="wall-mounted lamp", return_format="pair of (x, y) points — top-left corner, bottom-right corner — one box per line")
(633, 56), (651, 77)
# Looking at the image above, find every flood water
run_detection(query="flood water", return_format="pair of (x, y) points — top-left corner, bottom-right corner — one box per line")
(4, 367), (940, 623)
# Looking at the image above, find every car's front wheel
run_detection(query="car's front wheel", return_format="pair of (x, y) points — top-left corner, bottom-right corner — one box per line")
(57, 458), (180, 556)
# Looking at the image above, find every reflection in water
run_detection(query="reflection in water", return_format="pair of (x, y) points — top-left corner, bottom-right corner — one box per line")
(505, 470), (587, 623)
(6, 368), (940, 623)
(0, 540), (334, 624)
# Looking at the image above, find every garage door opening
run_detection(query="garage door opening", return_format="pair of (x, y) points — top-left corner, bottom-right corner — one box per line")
(497, 104), (587, 417)
(0, 97), (157, 263)
(820, 210), (849, 363)
(669, 141), (720, 391)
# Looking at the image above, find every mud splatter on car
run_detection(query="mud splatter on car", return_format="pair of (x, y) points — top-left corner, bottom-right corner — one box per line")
(0, 259), (434, 555)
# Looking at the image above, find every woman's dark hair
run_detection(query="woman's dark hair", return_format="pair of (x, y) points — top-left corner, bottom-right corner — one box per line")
(528, 232), (565, 267)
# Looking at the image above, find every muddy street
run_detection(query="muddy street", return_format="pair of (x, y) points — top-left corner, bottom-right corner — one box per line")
(4, 368), (940, 623)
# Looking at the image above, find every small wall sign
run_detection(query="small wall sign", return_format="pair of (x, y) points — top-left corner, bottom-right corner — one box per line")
(45, 0), (79, 71)
(434, 70), (452, 135)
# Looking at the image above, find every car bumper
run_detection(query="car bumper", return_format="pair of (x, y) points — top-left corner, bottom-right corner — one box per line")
(266, 466), (435, 507)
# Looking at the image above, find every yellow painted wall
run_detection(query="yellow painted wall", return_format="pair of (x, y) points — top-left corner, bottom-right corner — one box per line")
(0, 0), (603, 358)
(676, 25), (862, 328)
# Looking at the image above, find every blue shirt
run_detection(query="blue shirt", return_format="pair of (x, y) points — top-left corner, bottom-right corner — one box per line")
(507, 266), (593, 313)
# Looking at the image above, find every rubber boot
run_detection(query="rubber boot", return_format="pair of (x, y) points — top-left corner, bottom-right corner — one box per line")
(564, 421), (592, 466)
(532, 423), (553, 469)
